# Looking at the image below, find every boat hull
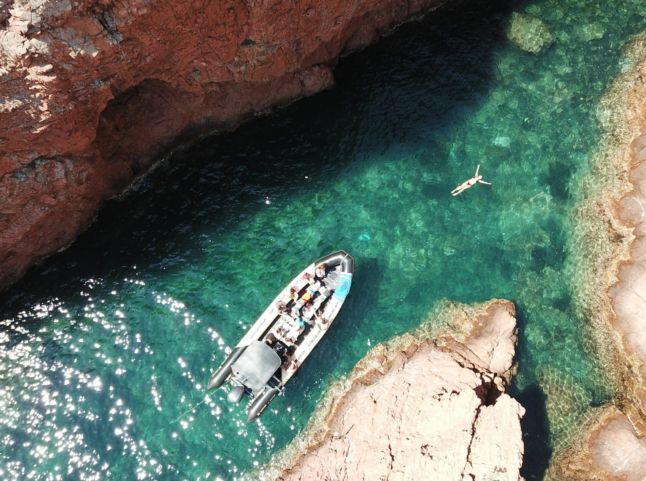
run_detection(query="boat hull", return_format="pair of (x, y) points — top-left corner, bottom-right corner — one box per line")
(208, 250), (354, 420)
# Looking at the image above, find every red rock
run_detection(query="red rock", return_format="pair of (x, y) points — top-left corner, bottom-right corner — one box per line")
(0, 0), (445, 288)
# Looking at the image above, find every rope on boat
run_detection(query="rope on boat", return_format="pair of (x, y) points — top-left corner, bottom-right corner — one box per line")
(171, 395), (208, 424)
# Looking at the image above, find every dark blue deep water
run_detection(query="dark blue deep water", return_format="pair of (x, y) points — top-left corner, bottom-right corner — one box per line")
(2, 1), (645, 480)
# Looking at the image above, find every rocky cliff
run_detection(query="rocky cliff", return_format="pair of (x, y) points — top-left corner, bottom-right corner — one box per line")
(254, 300), (525, 481)
(0, 0), (445, 288)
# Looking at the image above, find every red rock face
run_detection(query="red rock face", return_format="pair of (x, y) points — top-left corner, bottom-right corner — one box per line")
(0, 0), (445, 288)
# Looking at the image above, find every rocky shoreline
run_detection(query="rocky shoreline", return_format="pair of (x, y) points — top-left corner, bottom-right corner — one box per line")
(0, 0), (446, 290)
(251, 300), (525, 481)
(552, 33), (646, 481)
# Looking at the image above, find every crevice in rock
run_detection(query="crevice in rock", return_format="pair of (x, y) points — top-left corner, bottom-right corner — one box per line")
(386, 435), (395, 480)
(387, 441), (395, 466)
(460, 399), (483, 481)
(474, 375), (503, 406)
(91, 4), (122, 43)
(460, 374), (504, 480)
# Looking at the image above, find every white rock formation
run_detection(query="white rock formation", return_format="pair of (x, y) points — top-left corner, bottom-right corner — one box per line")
(262, 300), (525, 481)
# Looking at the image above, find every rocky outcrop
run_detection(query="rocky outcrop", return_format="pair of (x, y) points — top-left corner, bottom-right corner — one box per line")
(0, 0), (446, 289)
(553, 33), (646, 481)
(254, 300), (525, 481)
(587, 409), (646, 481)
(612, 130), (646, 435)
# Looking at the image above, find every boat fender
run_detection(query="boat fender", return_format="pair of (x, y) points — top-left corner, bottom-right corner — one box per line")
(207, 347), (244, 390)
(246, 387), (280, 421)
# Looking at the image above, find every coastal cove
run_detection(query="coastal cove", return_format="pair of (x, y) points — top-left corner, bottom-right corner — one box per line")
(2, 1), (646, 481)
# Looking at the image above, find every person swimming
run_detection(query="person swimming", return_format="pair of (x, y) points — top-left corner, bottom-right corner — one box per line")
(451, 164), (491, 196)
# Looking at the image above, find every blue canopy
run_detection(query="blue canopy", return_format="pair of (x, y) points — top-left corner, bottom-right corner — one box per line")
(333, 272), (352, 301)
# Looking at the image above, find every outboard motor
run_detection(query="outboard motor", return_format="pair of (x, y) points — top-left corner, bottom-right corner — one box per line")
(227, 385), (245, 404)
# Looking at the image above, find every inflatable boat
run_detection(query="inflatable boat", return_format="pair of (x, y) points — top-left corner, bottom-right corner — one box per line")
(207, 251), (354, 421)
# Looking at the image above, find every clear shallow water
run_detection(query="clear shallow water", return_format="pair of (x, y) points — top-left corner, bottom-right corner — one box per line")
(2, 1), (646, 480)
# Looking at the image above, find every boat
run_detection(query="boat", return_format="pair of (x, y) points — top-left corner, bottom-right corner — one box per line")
(207, 250), (354, 421)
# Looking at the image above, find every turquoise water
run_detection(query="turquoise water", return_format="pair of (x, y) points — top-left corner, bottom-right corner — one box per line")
(2, 1), (646, 480)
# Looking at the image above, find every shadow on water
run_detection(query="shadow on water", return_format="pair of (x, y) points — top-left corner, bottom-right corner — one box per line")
(514, 384), (552, 480)
(0, 0), (517, 317)
(545, 160), (576, 201)
(341, 257), (384, 325)
(510, 305), (552, 481)
(326, 257), (386, 372)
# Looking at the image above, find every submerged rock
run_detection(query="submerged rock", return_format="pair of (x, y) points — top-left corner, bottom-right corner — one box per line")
(493, 135), (512, 148)
(577, 22), (606, 42)
(507, 12), (554, 55)
(259, 300), (525, 481)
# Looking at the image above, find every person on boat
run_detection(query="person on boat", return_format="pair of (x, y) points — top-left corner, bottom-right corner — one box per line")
(314, 311), (330, 330)
(276, 316), (293, 335)
(301, 301), (316, 320)
(299, 281), (320, 305)
(274, 340), (289, 360)
(280, 345), (296, 367)
(318, 284), (331, 299)
(450, 164), (491, 196)
(284, 323), (304, 344)
(295, 315), (307, 330)
(288, 286), (299, 301)
(290, 300), (304, 318)
(286, 359), (299, 374)
(264, 332), (278, 348)
(314, 262), (328, 281)
(279, 314), (305, 344)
